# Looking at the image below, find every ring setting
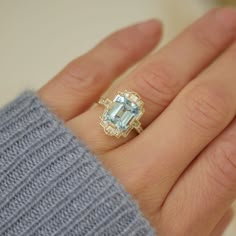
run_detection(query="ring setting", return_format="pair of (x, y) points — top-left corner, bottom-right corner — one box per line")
(98, 90), (144, 138)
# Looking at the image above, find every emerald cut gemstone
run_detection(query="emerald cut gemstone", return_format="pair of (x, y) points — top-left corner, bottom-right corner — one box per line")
(104, 94), (139, 131)
(99, 91), (144, 138)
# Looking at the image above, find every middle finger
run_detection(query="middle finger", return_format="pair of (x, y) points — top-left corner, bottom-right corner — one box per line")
(68, 8), (236, 153)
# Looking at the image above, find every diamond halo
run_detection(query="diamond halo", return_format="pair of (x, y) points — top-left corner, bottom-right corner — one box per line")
(98, 90), (144, 138)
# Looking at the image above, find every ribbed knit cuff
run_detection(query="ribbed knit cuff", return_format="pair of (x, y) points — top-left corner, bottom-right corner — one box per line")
(0, 91), (156, 236)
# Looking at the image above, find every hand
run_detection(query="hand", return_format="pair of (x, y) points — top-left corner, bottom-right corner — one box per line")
(39, 8), (236, 236)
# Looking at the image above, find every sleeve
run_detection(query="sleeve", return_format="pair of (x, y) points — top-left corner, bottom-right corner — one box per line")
(0, 91), (156, 236)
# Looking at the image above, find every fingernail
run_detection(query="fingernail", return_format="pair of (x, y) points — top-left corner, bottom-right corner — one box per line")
(136, 19), (161, 35)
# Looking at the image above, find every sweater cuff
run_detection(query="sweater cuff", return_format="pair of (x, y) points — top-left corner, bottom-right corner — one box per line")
(0, 91), (156, 236)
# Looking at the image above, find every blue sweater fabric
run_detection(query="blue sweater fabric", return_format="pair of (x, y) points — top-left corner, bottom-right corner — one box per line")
(0, 91), (156, 236)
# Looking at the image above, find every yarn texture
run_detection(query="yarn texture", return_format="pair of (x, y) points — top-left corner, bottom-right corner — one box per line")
(0, 91), (155, 236)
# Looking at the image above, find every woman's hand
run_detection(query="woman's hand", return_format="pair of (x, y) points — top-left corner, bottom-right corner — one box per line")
(39, 8), (236, 236)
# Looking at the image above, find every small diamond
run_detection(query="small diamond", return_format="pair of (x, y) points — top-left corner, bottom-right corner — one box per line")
(130, 94), (138, 102)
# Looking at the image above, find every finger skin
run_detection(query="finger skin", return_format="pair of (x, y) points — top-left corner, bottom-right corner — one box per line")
(168, 115), (236, 236)
(69, 7), (236, 153)
(116, 7), (236, 127)
(210, 209), (234, 236)
(159, 118), (236, 235)
(39, 19), (162, 120)
(107, 23), (236, 214)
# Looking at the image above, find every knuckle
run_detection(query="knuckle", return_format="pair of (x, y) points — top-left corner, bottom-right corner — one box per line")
(132, 61), (177, 109)
(192, 25), (219, 53)
(183, 84), (230, 134)
(207, 139), (236, 192)
(192, 7), (236, 53)
(191, 9), (221, 52)
(59, 58), (104, 93)
(106, 31), (139, 60)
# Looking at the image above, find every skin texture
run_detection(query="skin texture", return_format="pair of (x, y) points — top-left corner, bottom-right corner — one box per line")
(39, 8), (236, 236)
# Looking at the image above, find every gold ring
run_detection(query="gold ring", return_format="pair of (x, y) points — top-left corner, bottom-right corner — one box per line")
(98, 90), (145, 138)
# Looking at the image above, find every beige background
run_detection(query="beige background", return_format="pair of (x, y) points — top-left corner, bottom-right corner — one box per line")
(0, 0), (235, 235)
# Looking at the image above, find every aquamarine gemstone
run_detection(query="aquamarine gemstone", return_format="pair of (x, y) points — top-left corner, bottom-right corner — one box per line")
(119, 111), (135, 128)
(107, 103), (123, 121)
(104, 94), (140, 131)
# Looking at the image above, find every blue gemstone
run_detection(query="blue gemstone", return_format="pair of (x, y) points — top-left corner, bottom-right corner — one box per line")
(104, 94), (140, 131)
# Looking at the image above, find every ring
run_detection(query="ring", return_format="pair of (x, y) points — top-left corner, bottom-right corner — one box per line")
(98, 90), (145, 138)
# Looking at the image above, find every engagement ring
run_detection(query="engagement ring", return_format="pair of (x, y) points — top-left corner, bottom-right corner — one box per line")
(98, 90), (144, 138)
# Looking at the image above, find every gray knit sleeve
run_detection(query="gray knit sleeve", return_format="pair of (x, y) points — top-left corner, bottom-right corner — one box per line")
(0, 91), (156, 236)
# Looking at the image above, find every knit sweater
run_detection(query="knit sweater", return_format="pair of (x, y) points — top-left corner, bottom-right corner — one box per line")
(0, 91), (155, 236)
